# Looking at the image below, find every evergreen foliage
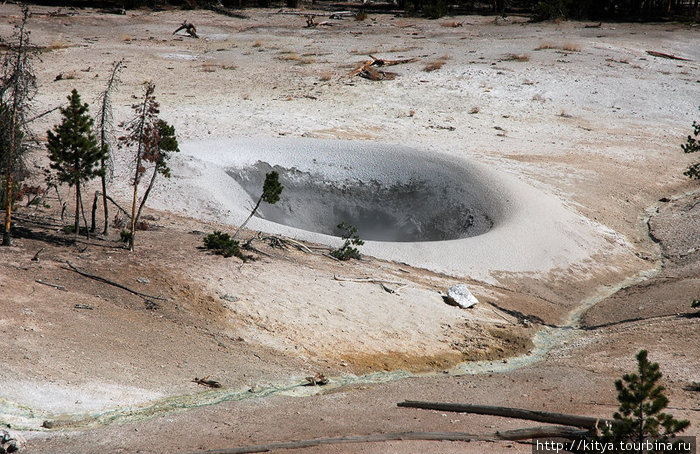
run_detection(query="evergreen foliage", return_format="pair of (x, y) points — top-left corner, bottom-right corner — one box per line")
(47, 89), (106, 235)
(204, 230), (246, 260)
(331, 222), (364, 260)
(595, 350), (690, 452)
(681, 108), (699, 180)
(232, 171), (283, 239)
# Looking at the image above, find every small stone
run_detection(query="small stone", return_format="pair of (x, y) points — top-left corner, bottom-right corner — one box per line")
(137, 277), (150, 284)
(220, 294), (239, 303)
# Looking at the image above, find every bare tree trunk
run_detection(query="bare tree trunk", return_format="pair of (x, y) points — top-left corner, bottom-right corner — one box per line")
(232, 196), (262, 240)
(132, 166), (158, 238)
(91, 190), (98, 233)
(129, 179), (138, 251)
(100, 161), (109, 234)
(2, 172), (13, 246)
(79, 190), (89, 239)
(74, 184), (81, 238)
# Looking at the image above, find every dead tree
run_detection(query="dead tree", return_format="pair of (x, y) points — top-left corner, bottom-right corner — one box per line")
(93, 59), (123, 235)
(0, 8), (37, 246)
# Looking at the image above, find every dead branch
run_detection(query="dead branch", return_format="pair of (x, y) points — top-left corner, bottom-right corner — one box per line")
(350, 54), (417, 80)
(65, 261), (167, 301)
(35, 279), (65, 290)
(189, 426), (589, 454)
(646, 50), (690, 61)
(95, 191), (131, 218)
(397, 401), (616, 429)
(32, 247), (44, 261)
(173, 21), (199, 39)
(193, 376), (222, 388)
(74, 303), (94, 310)
(304, 372), (329, 386)
(334, 275), (408, 286)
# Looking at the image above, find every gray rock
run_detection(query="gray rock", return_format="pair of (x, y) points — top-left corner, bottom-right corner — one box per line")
(445, 284), (478, 308)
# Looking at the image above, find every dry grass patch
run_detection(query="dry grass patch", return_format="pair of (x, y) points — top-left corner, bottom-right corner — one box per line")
(423, 54), (449, 72)
(535, 41), (581, 52)
(441, 21), (463, 27)
(47, 40), (71, 50)
(201, 63), (217, 72)
(318, 71), (333, 81)
(503, 53), (530, 62)
(251, 40), (263, 48)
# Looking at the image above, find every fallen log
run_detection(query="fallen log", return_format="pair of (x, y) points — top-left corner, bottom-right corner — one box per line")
(66, 261), (167, 301)
(397, 401), (615, 430)
(188, 426), (589, 454)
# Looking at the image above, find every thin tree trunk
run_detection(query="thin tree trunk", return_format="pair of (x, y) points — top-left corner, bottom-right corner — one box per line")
(232, 196), (262, 240)
(79, 190), (89, 239)
(132, 166), (158, 235)
(100, 162), (109, 234)
(74, 184), (81, 238)
(91, 190), (98, 233)
(129, 179), (138, 251)
(2, 172), (13, 246)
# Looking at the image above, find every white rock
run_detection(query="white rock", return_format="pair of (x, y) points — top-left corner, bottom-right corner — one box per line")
(446, 284), (478, 308)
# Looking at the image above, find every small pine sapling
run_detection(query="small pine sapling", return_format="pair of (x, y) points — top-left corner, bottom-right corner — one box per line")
(331, 222), (364, 260)
(203, 230), (248, 261)
(46, 89), (106, 237)
(681, 107), (699, 180)
(232, 171), (283, 239)
(595, 350), (690, 452)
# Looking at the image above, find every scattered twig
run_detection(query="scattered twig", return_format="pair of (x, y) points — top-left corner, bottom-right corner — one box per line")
(31, 247), (44, 261)
(173, 21), (199, 39)
(646, 50), (690, 61)
(65, 261), (167, 301)
(35, 279), (65, 290)
(334, 275), (408, 286)
(193, 376), (222, 388)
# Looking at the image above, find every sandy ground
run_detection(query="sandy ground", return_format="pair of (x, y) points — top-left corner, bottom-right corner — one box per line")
(0, 4), (698, 453)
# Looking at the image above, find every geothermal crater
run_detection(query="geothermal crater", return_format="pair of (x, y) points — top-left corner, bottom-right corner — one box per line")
(226, 161), (493, 242)
(175, 137), (604, 279)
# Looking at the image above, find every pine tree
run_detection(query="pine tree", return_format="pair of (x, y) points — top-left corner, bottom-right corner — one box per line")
(597, 350), (690, 453)
(0, 8), (36, 246)
(232, 171), (283, 240)
(47, 89), (106, 236)
(681, 107), (699, 180)
(119, 82), (178, 251)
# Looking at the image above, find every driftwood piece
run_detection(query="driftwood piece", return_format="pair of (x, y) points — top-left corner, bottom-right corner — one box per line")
(66, 261), (167, 301)
(584, 22), (602, 28)
(304, 373), (329, 386)
(397, 401), (615, 429)
(193, 376), (222, 388)
(646, 50), (690, 61)
(188, 426), (589, 454)
(35, 279), (66, 290)
(173, 21), (199, 39)
(350, 55), (417, 80)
